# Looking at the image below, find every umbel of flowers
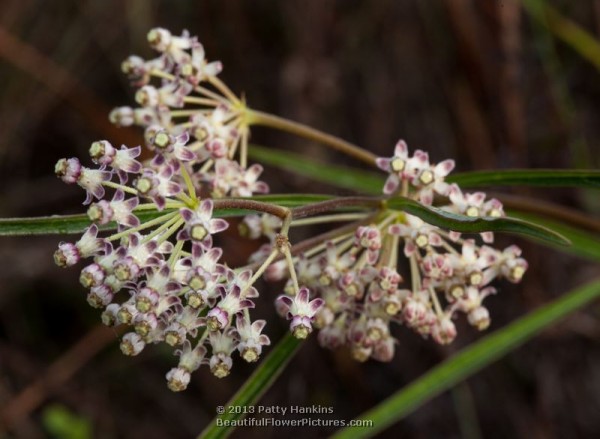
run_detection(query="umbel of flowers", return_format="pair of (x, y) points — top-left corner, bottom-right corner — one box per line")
(54, 28), (527, 391)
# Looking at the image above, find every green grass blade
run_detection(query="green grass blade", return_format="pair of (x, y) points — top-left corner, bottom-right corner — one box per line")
(387, 198), (570, 246)
(332, 278), (600, 439)
(508, 210), (600, 262)
(447, 169), (600, 188)
(250, 143), (600, 190)
(198, 334), (303, 439)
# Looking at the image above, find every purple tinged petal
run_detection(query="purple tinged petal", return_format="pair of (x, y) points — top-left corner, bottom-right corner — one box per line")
(166, 182), (182, 195)
(481, 231), (494, 243)
(199, 199), (214, 217)
(449, 231), (461, 242)
(180, 208), (195, 222)
(469, 192), (486, 206)
(246, 164), (263, 180)
(419, 188), (433, 205)
(124, 161), (143, 174)
(209, 218), (229, 234)
(207, 247), (223, 263)
(145, 241), (158, 253)
(375, 157), (391, 171)
(177, 131), (190, 145)
(176, 230), (189, 241)
(308, 298), (325, 314)
(404, 241), (416, 257)
(127, 145), (142, 158)
(160, 165), (174, 179)
(166, 282), (180, 292)
(113, 190), (125, 202)
(152, 155), (165, 166)
(394, 140), (408, 157)
(276, 295), (293, 308)
(435, 159), (455, 177)
(252, 320), (266, 332)
(176, 148), (197, 161)
(253, 182), (269, 194)
(117, 170), (128, 184)
(123, 214), (140, 227)
(383, 174), (400, 195)
(258, 334), (271, 346)
(153, 195), (166, 211)
(388, 224), (402, 235)
(191, 243), (203, 259)
(230, 285), (241, 299)
(215, 285), (227, 298)
(238, 270), (251, 283)
(239, 299), (255, 309)
(297, 287), (310, 303)
(206, 61), (222, 76)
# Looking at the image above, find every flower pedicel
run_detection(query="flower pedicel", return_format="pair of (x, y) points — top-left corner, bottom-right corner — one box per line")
(54, 28), (527, 391)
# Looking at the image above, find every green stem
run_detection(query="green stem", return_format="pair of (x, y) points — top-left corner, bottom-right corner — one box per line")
(183, 96), (220, 106)
(141, 214), (182, 244)
(283, 246), (300, 293)
(102, 181), (138, 195)
(107, 211), (178, 241)
(208, 75), (241, 105)
(168, 239), (185, 268)
(157, 218), (185, 245)
(134, 201), (184, 211)
(247, 109), (377, 166)
(180, 164), (198, 202)
(244, 248), (279, 294)
(291, 212), (368, 227)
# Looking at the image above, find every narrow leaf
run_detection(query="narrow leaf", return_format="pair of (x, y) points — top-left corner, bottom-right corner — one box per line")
(198, 334), (303, 439)
(0, 211), (170, 236)
(332, 279), (600, 439)
(448, 169), (600, 188)
(387, 197), (571, 246)
(0, 195), (333, 236)
(251, 143), (600, 191)
(508, 211), (600, 262)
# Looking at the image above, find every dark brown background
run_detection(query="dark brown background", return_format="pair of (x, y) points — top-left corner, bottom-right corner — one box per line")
(0, 1), (599, 438)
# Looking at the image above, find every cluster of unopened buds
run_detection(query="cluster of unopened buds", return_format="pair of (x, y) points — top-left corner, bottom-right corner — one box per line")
(54, 28), (527, 391)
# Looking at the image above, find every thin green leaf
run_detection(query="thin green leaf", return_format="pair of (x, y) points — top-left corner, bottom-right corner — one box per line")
(387, 198), (571, 246)
(448, 169), (600, 188)
(0, 195), (333, 236)
(0, 211), (170, 236)
(333, 278), (600, 439)
(248, 144), (383, 194)
(250, 143), (600, 191)
(508, 210), (600, 262)
(198, 334), (303, 439)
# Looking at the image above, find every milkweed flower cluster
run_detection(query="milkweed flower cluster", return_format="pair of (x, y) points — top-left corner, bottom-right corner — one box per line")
(54, 28), (278, 391)
(53, 28), (527, 390)
(269, 141), (528, 361)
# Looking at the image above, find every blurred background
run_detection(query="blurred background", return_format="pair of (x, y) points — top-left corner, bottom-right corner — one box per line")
(0, 0), (599, 438)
